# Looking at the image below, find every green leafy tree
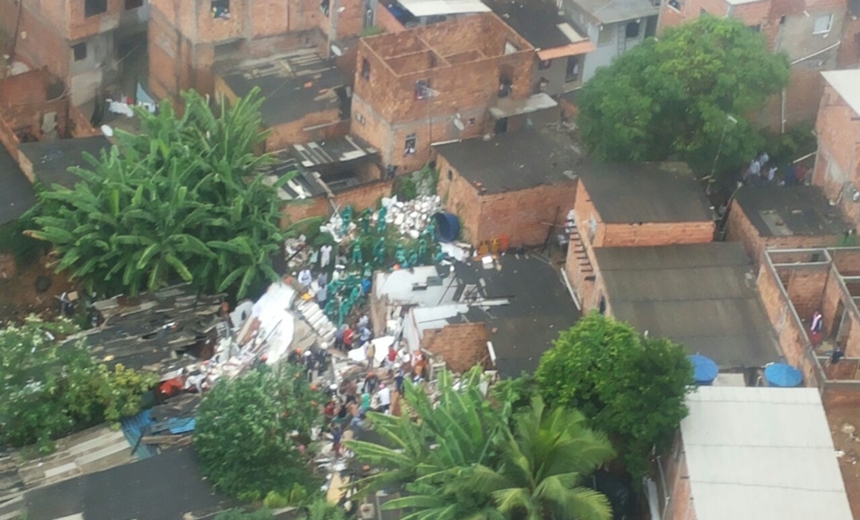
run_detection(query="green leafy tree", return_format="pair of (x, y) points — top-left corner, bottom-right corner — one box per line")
(30, 89), (287, 299)
(535, 313), (693, 476)
(349, 369), (613, 520)
(467, 397), (614, 520)
(0, 316), (157, 453)
(194, 363), (322, 502)
(577, 16), (790, 177)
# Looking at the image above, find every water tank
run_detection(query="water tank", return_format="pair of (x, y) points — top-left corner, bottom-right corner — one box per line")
(689, 354), (719, 386)
(763, 363), (803, 387)
(432, 212), (460, 242)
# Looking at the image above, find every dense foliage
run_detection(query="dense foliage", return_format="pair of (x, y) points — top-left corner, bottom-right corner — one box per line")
(535, 313), (693, 476)
(0, 316), (157, 453)
(31, 89), (287, 299)
(577, 16), (790, 178)
(195, 363), (323, 502)
(348, 368), (614, 520)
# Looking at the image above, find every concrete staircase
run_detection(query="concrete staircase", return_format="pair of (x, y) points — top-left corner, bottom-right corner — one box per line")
(568, 225), (593, 277)
(295, 298), (337, 347)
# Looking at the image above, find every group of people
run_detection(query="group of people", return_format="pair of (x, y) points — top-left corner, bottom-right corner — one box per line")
(744, 151), (809, 187)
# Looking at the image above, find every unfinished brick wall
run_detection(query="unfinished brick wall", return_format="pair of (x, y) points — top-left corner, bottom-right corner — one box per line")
(660, 437), (699, 520)
(265, 111), (349, 151)
(422, 322), (491, 373)
(725, 201), (843, 269)
(350, 15), (535, 168)
(436, 154), (481, 244)
(756, 261), (820, 385)
(375, 4), (405, 33)
(2, 1), (71, 81)
(280, 179), (393, 225)
(813, 82), (860, 232)
(68, 0), (124, 41)
(601, 221), (715, 247)
(436, 155), (577, 247)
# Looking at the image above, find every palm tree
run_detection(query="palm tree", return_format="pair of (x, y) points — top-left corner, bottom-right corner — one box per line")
(469, 397), (614, 520)
(348, 368), (508, 520)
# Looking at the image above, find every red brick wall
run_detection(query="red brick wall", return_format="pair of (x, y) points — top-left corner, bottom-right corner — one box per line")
(422, 322), (491, 373)
(756, 261), (821, 385)
(68, 0), (123, 41)
(280, 179), (393, 225)
(436, 154), (577, 247)
(265, 110), (349, 150)
(375, 4), (405, 33)
(725, 200), (842, 268)
(436, 153), (481, 243)
(601, 221), (715, 247)
(661, 437), (699, 520)
(3, 1), (71, 81)
(813, 82), (860, 232)
(477, 184), (577, 247)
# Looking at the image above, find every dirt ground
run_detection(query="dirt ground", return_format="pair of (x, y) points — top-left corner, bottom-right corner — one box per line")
(0, 253), (76, 324)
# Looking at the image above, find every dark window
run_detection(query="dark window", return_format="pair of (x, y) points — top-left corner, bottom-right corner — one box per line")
(73, 42), (87, 61)
(415, 79), (431, 100)
(668, 0), (680, 10)
(85, 0), (108, 17)
(404, 134), (417, 155)
(749, 24), (761, 32)
(361, 58), (371, 80)
(779, 14), (787, 24)
(447, 170), (453, 180)
(538, 59), (552, 70)
(494, 117), (508, 134)
(212, 0), (231, 19)
(565, 56), (580, 82)
(625, 21), (640, 39)
(125, 0), (144, 9)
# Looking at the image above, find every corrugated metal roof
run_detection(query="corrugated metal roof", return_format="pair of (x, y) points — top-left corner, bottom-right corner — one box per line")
(399, 0), (491, 16)
(681, 386), (853, 520)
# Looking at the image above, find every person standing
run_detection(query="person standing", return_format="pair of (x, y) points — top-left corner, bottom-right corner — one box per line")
(298, 268), (313, 287)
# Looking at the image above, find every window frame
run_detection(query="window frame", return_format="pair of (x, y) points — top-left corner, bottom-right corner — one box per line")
(404, 134), (417, 156)
(84, 0), (108, 18)
(72, 42), (88, 62)
(812, 13), (833, 35)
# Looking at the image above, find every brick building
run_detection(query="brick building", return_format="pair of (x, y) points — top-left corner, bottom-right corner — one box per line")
(375, 0), (490, 33)
(147, 0), (326, 103)
(657, 0), (860, 129)
(372, 255), (579, 376)
(564, 163), (785, 368)
(566, 162), (715, 309)
(486, 0), (595, 94)
(215, 49), (351, 150)
(0, 0), (150, 106)
(725, 186), (851, 269)
(812, 70), (860, 232)
(656, 386), (853, 520)
(350, 13), (558, 173)
(434, 129), (579, 247)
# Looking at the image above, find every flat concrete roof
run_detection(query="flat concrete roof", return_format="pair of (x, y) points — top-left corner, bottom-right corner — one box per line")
(571, 0), (658, 24)
(486, 0), (590, 51)
(221, 50), (347, 127)
(681, 386), (853, 520)
(434, 130), (580, 194)
(18, 136), (112, 189)
(822, 70), (860, 116)
(734, 186), (849, 237)
(595, 242), (782, 369)
(0, 146), (36, 225)
(399, 0), (490, 16)
(580, 162), (713, 224)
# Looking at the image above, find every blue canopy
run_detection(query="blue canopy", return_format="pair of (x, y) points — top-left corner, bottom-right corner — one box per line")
(689, 354), (719, 385)
(764, 363), (803, 387)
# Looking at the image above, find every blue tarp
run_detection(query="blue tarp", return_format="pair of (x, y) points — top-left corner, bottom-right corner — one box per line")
(689, 354), (719, 385)
(764, 363), (803, 387)
(120, 409), (158, 459)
